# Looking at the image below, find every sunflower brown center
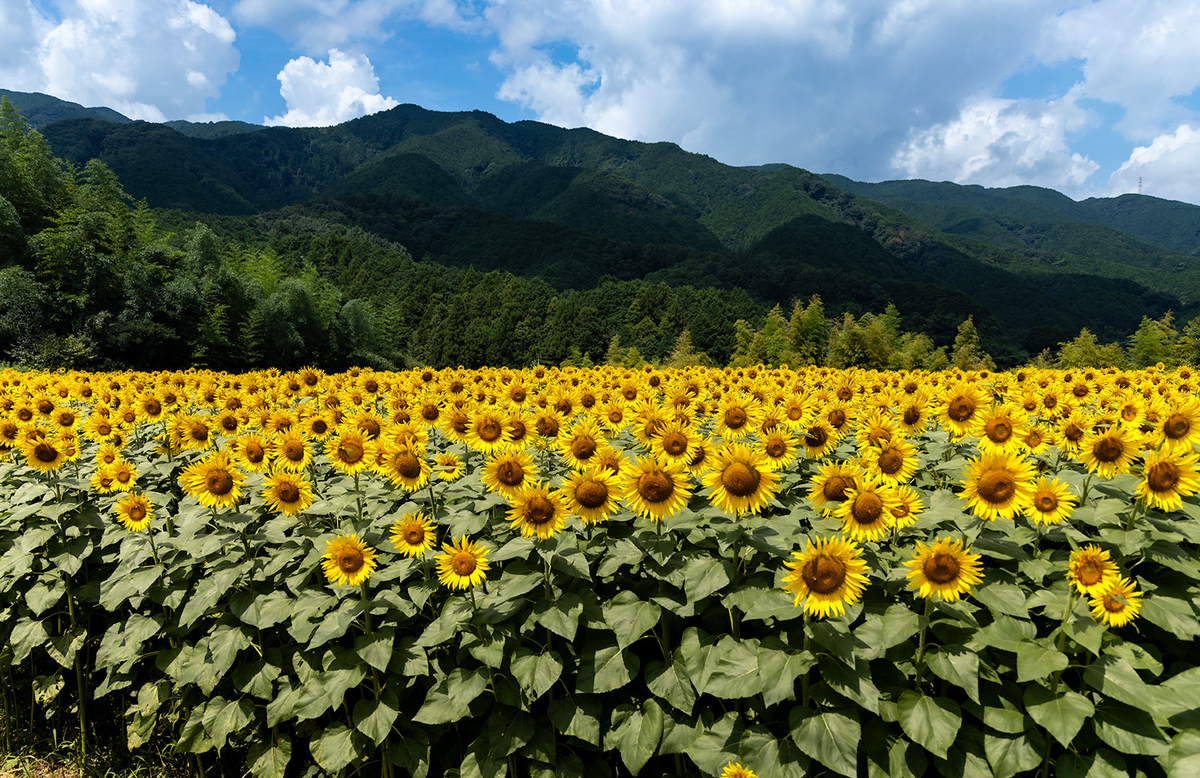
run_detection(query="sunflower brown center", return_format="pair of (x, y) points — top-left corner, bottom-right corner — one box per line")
(244, 443), (265, 464)
(337, 548), (364, 574)
(451, 551), (477, 576)
(1102, 593), (1126, 613)
(395, 453), (421, 479)
(1093, 436), (1124, 463)
(787, 405), (804, 420)
(115, 468), (132, 483)
(836, 387), (854, 401)
(277, 482), (300, 503)
(1073, 384), (1090, 398)
(571, 437), (596, 459)
(37, 400), (54, 414)
(766, 439), (787, 458)
(576, 480), (608, 509)
(283, 440), (305, 461)
(823, 475), (854, 503)
(924, 552), (961, 584)
(477, 419), (503, 442)
(722, 462), (760, 497)
(1165, 414), (1191, 440)
(638, 471), (674, 503)
(1043, 395), (1058, 409)
(879, 448), (905, 475)
(891, 502), (911, 519)
(511, 388), (527, 403)
(338, 441), (364, 464)
(801, 555), (846, 595)
(977, 469), (1016, 504)
(524, 496), (556, 525)
(220, 416), (238, 432)
(662, 432), (688, 456)
(508, 420), (527, 440)
(1063, 424), (1084, 442)
(404, 526), (425, 545)
(827, 409), (847, 428)
(536, 417), (560, 437)
(497, 461), (525, 487)
(421, 404), (440, 421)
(206, 469), (234, 496)
(128, 504), (147, 521)
(17, 408), (33, 421)
(850, 492), (884, 525)
(985, 419), (1012, 442)
(1146, 460), (1180, 492)
(724, 407), (748, 429)
(1035, 493), (1058, 512)
(1077, 559), (1103, 586)
(144, 400), (162, 416)
(804, 426), (829, 449)
(33, 442), (58, 463)
(947, 396), (975, 422)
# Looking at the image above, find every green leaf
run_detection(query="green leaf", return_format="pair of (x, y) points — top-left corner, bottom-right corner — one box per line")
(855, 604), (921, 660)
(682, 711), (741, 774)
(311, 722), (360, 774)
(898, 692), (961, 759)
(247, 735), (292, 778)
(230, 589), (295, 629)
(25, 576), (65, 617)
(608, 700), (663, 776)
(601, 591), (661, 649)
(576, 637), (638, 694)
(973, 581), (1028, 618)
(681, 555), (731, 601)
(1016, 640), (1069, 682)
(45, 626), (85, 669)
(9, 618), (48, 663)
(98, 564), (161, 610)
(232, 657), (281, 699)
(596, 537), (644, 577)
(414, 667), (489, 725)
(701, 636), (762, 699)
(203, 697), (254, 751)
(789, 708), (860, 778)
(548, 695), (602, 746)
(354, 692), (400, 745)
(307, 598), (365, 650)
(485, 708), (535, 758)
(926, 647), (980, 704)
(1084, 656), (1157, 714)
(388, 725), (430, 778)
(1092, 703), (1170, 756)
(984, 731), (1044, 778)
(738, 725), (809, 778)
(756, 640), (815, 708)
(178, 564), (242, 628)
(646, 657), (697, 715)
(820, 654), (879, 714)
(530, 592), (583, 640)
(1023, 686), (1093, 748)
(355, 627), (396, 672)
(510, 648), (562, 703)
(1140, 595), (1200, 638)
(1054, 748), (1128, 778)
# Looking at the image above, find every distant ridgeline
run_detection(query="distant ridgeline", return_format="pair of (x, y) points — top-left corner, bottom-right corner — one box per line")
(3, 90), (1200, 371)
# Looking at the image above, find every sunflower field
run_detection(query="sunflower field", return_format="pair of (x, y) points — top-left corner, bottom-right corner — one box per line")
(2, 364), (1200, 778)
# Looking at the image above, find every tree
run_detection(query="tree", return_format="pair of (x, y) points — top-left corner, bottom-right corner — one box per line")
(951, 316), (995, 370)
(1058, 328), (1126, 368)
(788, 295), (828, 366)
(1128, 313), (1177, 368)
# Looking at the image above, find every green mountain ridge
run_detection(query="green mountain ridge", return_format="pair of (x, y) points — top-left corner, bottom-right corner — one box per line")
(9, 89), (1200, 363)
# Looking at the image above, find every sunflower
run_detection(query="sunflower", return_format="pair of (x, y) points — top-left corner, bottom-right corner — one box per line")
(702, 444), (779, 516)
(758, 429), (799, 472)
(1068, 545), (1119, 596)
(137, 392), (166, 423)
(976, 403), (1030, 454)
(172, 413), (214, 451)
(180, 449), (246, 510)
(273, 430), (313, 472)
(593, 444), (628, 477)
(108, 459), (137, 492)
(1023, 477), (1076, 525)
(559, 417), (607, 469)
(599, 400), (629, 435)
(865, 438), (918, 485)
(959, 452), (1036, 521)
(466, 409), (509, 453)
(1056, 410), (1090, 455)
(806, 460), (863, 517)
(435, 535), (491, 590)
(621, 456), (692, 522)
(82, 412), (118, 442)
(301, 409), (336, 440)
(434, 451), (464, 481)
(262, 470), (314, 516)
(231, 431), (273, 473)
(1156, 396), (1200, 452)
(375, 443), (431, 492)
(940, 382), (990, 438)
(651, 421), (699, 468)
(836, 476), (901, 542)
(325, 427), (371, 474)
(390, 511), (436, 557)
(1078, 425), (1140, 478)
(781, 536), (869, 619)
(905, 537), (983, 602)
(481, 449), (540, 500)
(720, 764), (759, 778)
(22, 434), (68, 473)
(890, 485), (923, 529)
(853, 407), (897, 450)
(1089, 575), (1142, 627)
(799, 420), (839, 459)
(1019, 423), (1055, 455)
(1136, 448), (1200, 512)
(114, 493), (153, 532)
(557, 467), (622, 524)
(715, 395), (763, 440)
(91, 464), (119, 494)
(321, 534), (378, 587)
(508, 483), (569, 540)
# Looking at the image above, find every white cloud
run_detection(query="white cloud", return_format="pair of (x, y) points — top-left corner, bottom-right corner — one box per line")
(0, 0), (239, 122)
(264, 48), (400, 127)
(891, 88), (1100, 191)
(1108, 125), (1200, 203)
(232, 0), (478, 52)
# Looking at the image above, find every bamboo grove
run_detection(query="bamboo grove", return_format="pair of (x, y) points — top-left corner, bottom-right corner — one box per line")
(2, 363), (1200, 777)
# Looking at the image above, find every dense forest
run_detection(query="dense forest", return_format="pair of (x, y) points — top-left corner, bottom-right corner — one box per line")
(3, 94), (1200, 371)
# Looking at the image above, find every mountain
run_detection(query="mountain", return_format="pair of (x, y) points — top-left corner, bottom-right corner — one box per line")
(12, 89), (1200, 360)
(0, 89), (131, 127)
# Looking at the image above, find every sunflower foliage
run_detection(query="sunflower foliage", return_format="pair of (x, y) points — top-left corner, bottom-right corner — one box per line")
(1, 364), (1199, 778)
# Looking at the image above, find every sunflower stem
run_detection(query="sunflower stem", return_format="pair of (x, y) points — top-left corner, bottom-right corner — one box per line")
(354, 471), (363, 528)
(914, 596), (934, 691)
(801, 613), (811, 707)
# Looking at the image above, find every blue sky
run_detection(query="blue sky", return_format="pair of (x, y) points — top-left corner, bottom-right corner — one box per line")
(4, 0), (1200, 205)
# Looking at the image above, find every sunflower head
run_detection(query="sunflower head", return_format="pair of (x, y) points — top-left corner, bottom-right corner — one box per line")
(262, 470), (314, 516)
(558, 467), (621, 524)
(390, 511), (436, 557)
(321, 534), (378, 587)
(702, 444), (779, 517)
(905, 537), (983, 602)
(435, 535), (491, 590)
(621, 456), (692, 522)
(1089, 575), (1142, 627)
(781, 536), (869, 619)
(508, 483), (568, 540)
(1068, 544), (1118, 596)
(959, 452), (1036, 521)
(114, 493), (154, 532)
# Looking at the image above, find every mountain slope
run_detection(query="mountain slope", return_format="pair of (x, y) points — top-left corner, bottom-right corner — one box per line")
(0, 89), (131, 127)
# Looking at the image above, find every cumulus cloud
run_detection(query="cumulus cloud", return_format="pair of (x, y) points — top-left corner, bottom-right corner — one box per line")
(264, 48), (399, 127)
(1108, 125), (1200, 203)
(891, 88), (1100, 191)
(0, 0), (238, 122)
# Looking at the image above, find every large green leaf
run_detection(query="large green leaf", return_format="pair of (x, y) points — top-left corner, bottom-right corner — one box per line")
(854, 604), (921, 660)
(530, 592), (584, 640)
(984, 730), (1043, 778)
(898, 692), (961, 759)
(510, 647), (562, 702)
(926, 647), (980, 704)
(548, 695), (602, 746)
(414, 667), (490, 725)
(203, 697), (254, 751)
(789, 708), (860, 778)
(601, 591), (662, 649)
(681, 555), (732, 601)
(485, 708), (535, 758)
(247, 727), (291, 776)
(647, 656), (698, 714)
(311, 722), (360, 774)
(606, 700), (664, 775)
(756, 640), (815, 707)
(701, 636), (762, 699)
(1016, 640), (1068, 682)
(1023, 685), (1093, 748)
(576, 637), (638, 694)
(353, 692), (400, 745)
(820, 654), (879, 714)
(1092, 703), (1170, 756)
